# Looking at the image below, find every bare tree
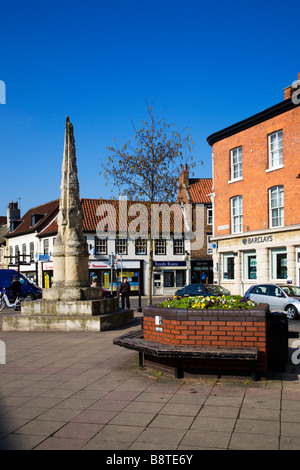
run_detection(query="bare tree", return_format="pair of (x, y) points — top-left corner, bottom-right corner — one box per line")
(100, 101), (196, 304)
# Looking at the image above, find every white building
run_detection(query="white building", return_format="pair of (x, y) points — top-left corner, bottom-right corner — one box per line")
(5, 198), (193, 296)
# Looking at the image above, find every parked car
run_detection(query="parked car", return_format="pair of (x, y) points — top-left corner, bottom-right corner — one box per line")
(279, 285), (300, 298)
(0, 269), (42, 300)
(244, 283), (300, 320)
(175, 283), (230, 298)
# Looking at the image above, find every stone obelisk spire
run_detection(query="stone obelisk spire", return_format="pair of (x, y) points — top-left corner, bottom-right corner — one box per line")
(51, 116), (90, 298)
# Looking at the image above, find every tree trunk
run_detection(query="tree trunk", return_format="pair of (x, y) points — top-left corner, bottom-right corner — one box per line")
(147, 239), (153, 306)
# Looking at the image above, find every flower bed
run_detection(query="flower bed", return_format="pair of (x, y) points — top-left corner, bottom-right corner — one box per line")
(158, 294), (257, 311)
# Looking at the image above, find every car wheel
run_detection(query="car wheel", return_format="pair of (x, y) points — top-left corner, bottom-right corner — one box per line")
(25, 293), (35, 301)
(285, 305), (298, 320)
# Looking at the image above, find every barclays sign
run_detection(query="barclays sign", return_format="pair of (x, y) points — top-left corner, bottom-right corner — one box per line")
(242, 235), (273, 245)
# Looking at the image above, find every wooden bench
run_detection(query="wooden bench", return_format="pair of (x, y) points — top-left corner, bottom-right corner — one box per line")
(113, 329), (259, 380)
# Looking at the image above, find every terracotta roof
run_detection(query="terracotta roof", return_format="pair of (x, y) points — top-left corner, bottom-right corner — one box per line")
(38, 198), (185, 237)
(7, 197), (187, 238)
(188, 178), (212, 204)
(6, 200), (59, 238)
(81, 199), (183, 234)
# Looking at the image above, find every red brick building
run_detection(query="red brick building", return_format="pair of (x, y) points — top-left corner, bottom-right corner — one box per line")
(177, 165), (213, 283)
(207, 74), (300, 294)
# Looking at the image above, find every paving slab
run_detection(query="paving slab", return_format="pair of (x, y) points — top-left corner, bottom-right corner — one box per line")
(1, 307), (300, 452)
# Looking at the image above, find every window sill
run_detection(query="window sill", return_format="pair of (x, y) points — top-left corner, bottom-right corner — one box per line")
(266, 164), (284, 173)
(228, 177), (243, 184)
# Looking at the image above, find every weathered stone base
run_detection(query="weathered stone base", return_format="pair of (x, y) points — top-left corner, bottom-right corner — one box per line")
(42, 286), (102, 302)
(2, 309), (134, 332)
(2, 297), (134, 332)
(21, 297), (118, 316)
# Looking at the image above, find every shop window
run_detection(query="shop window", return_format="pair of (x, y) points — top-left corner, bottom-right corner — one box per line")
(163, 271), (174, 287)
(223, 253), (235, 280)
(155, 238), (166, 255)
(270, 247), (287, 280)
(243, 250), (257, 280)
(173, 238), (184, 255)
(176, 270), (186, 287)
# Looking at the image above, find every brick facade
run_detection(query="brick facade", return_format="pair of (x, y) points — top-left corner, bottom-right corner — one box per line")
(212, 106), (300, 236)
(177, 166), (213, 283)
(207, 74), (300, 294)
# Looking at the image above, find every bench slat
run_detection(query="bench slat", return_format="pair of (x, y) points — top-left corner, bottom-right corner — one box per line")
(113, 330), (258, 360)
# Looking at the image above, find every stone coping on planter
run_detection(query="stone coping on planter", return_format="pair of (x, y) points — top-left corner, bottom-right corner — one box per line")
(143, 303), (269, 322)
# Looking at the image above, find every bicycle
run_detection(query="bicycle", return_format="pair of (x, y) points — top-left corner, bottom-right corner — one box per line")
(0, 288), (26, 312)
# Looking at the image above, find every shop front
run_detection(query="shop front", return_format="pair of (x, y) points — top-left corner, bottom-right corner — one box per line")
(15, 263), (38, 285)
(191, 259), (213, 284)
(213, 227), (300, 295)
(42, 259), (144, 295)
(153, 261), (189, 296)
(89, 260), (143, 295)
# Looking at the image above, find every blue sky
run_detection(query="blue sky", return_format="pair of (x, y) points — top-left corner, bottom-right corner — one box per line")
(0, 0), (299, 216)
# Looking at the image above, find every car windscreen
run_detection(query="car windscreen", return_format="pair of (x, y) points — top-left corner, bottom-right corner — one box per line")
(281, 286), (300, 296)
(206, 285), (228, 295)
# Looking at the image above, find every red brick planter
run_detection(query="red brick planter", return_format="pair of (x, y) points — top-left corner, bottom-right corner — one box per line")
(142, 304), (269, 376)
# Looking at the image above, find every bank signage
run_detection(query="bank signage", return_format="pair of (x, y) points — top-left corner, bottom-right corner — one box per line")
(242, 235), (273, 245)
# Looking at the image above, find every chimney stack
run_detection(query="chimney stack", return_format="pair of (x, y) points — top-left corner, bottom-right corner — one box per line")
(7, 201), (20, 229)
(179, 164), (189, 187)
(283, 72), (300, 100)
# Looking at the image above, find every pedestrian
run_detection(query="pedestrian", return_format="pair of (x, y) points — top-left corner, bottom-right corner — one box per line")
(91, 278), (99, 287)
(10, 276), (21, 303)
(118, 277), (131, 309)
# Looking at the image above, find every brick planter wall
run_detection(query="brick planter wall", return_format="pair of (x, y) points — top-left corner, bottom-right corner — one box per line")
(143, 304), (268, 375)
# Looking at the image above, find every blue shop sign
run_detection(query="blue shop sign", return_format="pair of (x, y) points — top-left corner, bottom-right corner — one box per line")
(38, 255), (50, 261)
(153, 261), (186, 268)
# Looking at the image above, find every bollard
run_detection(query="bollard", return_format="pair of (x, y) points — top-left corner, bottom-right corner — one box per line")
(137, 290), (142, 312)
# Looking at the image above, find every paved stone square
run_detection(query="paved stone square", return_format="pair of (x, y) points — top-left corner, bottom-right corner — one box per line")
(1, 309), (300, 451)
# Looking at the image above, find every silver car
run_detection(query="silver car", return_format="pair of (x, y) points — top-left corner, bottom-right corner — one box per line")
(245, 284), (300, 320)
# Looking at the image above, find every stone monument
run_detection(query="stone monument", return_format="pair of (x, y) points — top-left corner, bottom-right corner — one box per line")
(2, 117), (134, 331)
(43, 116), (99, 302)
